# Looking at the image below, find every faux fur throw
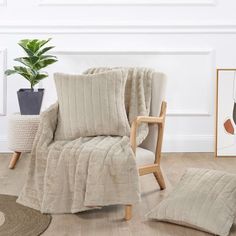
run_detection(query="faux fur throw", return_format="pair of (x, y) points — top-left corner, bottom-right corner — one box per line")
(17, 67), (153, 213)
(85, 67), (153, 146)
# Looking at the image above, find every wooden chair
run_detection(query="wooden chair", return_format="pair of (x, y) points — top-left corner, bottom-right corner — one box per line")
(124, 72), (167, 220)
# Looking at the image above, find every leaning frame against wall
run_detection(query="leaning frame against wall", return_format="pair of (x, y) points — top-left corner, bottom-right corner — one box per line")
(216, 69), (236, 157)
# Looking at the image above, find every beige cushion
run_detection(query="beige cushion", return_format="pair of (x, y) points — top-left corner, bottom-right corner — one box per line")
(147, 168), (236, 236)
(136, 147), (155, 167)
(54, 70), (130, 140)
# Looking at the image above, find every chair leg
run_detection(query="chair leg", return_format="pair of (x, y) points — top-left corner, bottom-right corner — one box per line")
(9, 152), (21, 169)
(153, 167), (166, 190)
(125, 205), (132, 220)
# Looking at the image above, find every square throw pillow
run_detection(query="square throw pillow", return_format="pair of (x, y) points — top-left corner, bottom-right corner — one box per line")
(54, 70), (130, 140)
(147, 168), (236, 236)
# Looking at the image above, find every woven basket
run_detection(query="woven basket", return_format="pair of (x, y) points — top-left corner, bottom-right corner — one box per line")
(8, 114), (40, 152)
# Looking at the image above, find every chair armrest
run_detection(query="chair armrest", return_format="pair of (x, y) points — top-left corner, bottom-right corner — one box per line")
(130, 102), (167, 158)
(135, 116), (164, 125)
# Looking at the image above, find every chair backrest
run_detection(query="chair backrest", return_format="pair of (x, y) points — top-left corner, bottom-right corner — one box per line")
(139, 72), (167, 153)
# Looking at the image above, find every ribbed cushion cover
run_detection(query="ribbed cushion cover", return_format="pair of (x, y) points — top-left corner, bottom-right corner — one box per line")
(54, 70), (130, 140)
(147, 168), (236, 236)
(84, 67), (153, 146)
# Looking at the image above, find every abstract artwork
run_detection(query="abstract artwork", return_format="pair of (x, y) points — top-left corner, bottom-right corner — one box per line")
(216, 69), (236, 157)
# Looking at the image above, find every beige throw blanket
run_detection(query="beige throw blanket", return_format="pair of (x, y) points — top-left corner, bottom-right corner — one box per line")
(17, 67), (153, 213)
(85, 67), (153, 146)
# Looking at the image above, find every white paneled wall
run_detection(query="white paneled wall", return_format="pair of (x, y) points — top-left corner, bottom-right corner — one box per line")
(1, 0), (236, 152)
(0, 49), (6, 116)
(38, 0), (216, 5)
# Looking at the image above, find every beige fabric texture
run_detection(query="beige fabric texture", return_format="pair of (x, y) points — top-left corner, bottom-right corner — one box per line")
(17, 103), (140, 213)
(84, 67), (153, 146)
(8, 114), (40, 152)
(140, 72), (167, 153)
(135, 147), (155, 167)
(17, 67), (154, 213)
(147, 168), (236, 236)
(54, 70), (130, 140)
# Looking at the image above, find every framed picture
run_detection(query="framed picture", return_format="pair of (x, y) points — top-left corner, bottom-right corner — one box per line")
(216, 69), (236, 157)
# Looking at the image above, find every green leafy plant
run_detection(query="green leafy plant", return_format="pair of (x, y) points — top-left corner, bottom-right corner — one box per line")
(5, 38), (57, 89)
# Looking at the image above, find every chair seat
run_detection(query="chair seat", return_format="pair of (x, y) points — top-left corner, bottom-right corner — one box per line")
(136, 147), (155, 167)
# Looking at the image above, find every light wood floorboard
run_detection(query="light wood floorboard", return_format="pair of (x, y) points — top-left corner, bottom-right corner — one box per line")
(0, 152), (236, 236)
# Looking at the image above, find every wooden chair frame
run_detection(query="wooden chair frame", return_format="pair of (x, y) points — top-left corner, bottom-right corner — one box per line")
(125, 101), (167, 220)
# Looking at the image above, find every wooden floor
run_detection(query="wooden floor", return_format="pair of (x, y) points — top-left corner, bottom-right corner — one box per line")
(1, 152), (236, 236)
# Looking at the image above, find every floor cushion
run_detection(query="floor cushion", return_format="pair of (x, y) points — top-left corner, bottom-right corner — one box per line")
(147, 168), (236, 236)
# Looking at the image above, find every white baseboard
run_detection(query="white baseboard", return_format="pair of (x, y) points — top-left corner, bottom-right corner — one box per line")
(0, 134), (214, 153)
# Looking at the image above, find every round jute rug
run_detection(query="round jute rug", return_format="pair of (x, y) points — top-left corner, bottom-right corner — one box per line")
(0, 194), (51, 236)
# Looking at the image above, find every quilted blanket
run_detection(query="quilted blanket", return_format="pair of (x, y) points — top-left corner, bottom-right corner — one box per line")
(17, 67), (153, 213)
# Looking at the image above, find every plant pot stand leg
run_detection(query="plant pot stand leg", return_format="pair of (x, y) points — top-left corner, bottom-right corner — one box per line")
(9, 152), (21, 169)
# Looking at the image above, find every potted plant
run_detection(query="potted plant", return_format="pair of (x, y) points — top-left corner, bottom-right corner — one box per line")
(5, 38), (57, 115)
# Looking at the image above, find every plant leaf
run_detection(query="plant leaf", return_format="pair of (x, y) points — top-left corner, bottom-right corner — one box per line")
(5, 69), (17, 76)
(18, 40), (34, 57)
(31, 73), (48, 87)
(38, 38), (52, 49)
(34, 58), (58, 70)
(27, 39), (41, 53)
(14, 56), (39, 68)
(18, 39), (30, 48)
(37, 46), (55, 56)
(13, 66), (33, 81)
(35, 72), (48, 80)
(39, 55), (57, 60)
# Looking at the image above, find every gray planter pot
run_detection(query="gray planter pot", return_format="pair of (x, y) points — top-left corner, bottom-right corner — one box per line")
(17, 89), (44, 115)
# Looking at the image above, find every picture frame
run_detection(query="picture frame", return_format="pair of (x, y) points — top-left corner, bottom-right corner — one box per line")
(216, 69), (236, 157)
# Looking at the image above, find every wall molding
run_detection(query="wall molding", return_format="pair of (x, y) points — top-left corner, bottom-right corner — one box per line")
(38, 0), (216, 6)
(0, 49), (7, 116)
(0, 0), (6, 7)
(167, 109), (211, 116)
(2, 23), (236, 34)
(52, 49), (213, 55)
(0, 49), (213, 117)
(52, 49), (213, 117)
